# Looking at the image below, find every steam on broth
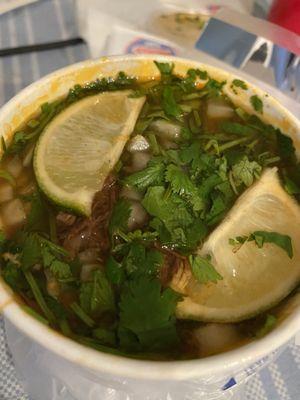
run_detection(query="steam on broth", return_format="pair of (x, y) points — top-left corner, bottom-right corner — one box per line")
(0, 62), (299, 360)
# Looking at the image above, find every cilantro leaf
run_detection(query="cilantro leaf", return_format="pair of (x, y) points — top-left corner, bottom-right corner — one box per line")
(124, 158), (165, 190)
(123, 242), (163, 278)
(142, 186), (193, 233)
(165, 164), (195, 196)
(21, 234), (41, 270)
(232, 79), (248, 90)
(119, 276), (180, 351)
(232, 156), (262, 187)
(229, 230), (293, 258)
(125, 229), (158, 243)
(80, 270), (115, 317)
(195, 69), (208, 80)
(90, 270), (115, 314)
(250, 95), (263, 114)
(124, 242), (146, 276)
(198, 174), (224, 199)
(154, 61), (174, 76)
(189, 254), (223, 284)
(256, 314), (277, 338)
(252, 231), (293, 258)
(220, 121), (255, 136)
(50, 260), (72, 280)
(19, 233), (72, 282)
(205, 193), (227, 225)
(203, 79), (226, 98)
(109, 199), (132, 236)
(165, 164), (204, 211)
(180, 144), (217, 181)
(93, 327), (116, 346)
(276, 131), (295, 162)
(215, 156), (228, 181)
(144, 249), (164, 276)
(24, 191), (49, 233)
(105, 255), (124, 285)
(3, 262), (27, 291)
(283, 176), (300, 195)
(41, 246), (55, 267)
(162, 86), (182, 118)
(185, 218), (208, 249)
(40, 237), (68, 258)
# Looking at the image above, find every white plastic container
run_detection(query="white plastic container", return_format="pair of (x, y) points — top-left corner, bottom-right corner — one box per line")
(0, 55), (299, 400)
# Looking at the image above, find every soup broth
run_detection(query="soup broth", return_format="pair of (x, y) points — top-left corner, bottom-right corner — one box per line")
(0, 62), (299, 360)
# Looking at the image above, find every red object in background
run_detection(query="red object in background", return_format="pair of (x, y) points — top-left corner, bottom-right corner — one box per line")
(268, 0), (300, 36)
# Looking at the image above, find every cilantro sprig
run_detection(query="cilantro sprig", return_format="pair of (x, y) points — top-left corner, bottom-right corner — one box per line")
(229, 231), (293, 258)
(189, 254), (223, 284)
(119, 276), (181, 351)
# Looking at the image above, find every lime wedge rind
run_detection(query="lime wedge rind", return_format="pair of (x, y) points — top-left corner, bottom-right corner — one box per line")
(34, 91), (145, 216)
(173, 168), (300, 322)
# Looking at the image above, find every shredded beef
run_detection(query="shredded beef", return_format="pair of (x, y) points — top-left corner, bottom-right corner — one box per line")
(57, 175), (119, 259)
(154, 243), (186, 287)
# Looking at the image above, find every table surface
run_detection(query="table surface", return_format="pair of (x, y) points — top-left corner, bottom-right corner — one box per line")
(0, 1), (299, 399)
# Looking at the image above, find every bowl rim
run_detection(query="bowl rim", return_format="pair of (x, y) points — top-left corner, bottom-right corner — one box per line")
(1, 54), (300, 381)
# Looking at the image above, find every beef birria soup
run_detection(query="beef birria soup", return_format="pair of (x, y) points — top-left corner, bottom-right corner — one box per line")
(0, 61), (299, 360)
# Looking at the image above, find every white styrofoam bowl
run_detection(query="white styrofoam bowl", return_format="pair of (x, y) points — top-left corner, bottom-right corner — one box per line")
(0, 55), (299, 400)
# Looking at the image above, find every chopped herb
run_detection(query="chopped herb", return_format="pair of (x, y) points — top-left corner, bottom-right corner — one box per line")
(142, 186), (193, 234)
(220, 121), (256, 136)
(105, 256), (124, 285)
(283, 176), (300, 195)
(109, 199), (132, 236)
(250, 95), (263, 114)
(123, 242), (163, 278)
(165, 164), (203, 211)
(189, 254), (223, 284)
(229, 231), (293, 258)
(232, 79), (248, 90)
(256, 314), (277, 338)
(124, 158), (165, 190)
(119, 276), (180, 351)
(24, 191), (49, 232)
(49, 260), (72, 280)
(276, 131), (295, 162)
(70, 302), (95, 327)
(231, 156), (262, 187)
(93, 327), (116, 346)
(21, 234), (42, 270)
(125, 229), (158, 243)
(24, 270), (56, 325)
(80, 270), (116, 317)
(196, 69), (208, 80)
(162, 86), (182, 118)
(203, 79), (226, 98)
(154, 61), (174, 76)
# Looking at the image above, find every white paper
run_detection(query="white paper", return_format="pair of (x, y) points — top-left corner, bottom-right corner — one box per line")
(0, 0), (38, 15)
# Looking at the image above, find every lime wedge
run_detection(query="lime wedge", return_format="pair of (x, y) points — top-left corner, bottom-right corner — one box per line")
(172, 168), (300, 322)
(34, 91), (145, 215)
